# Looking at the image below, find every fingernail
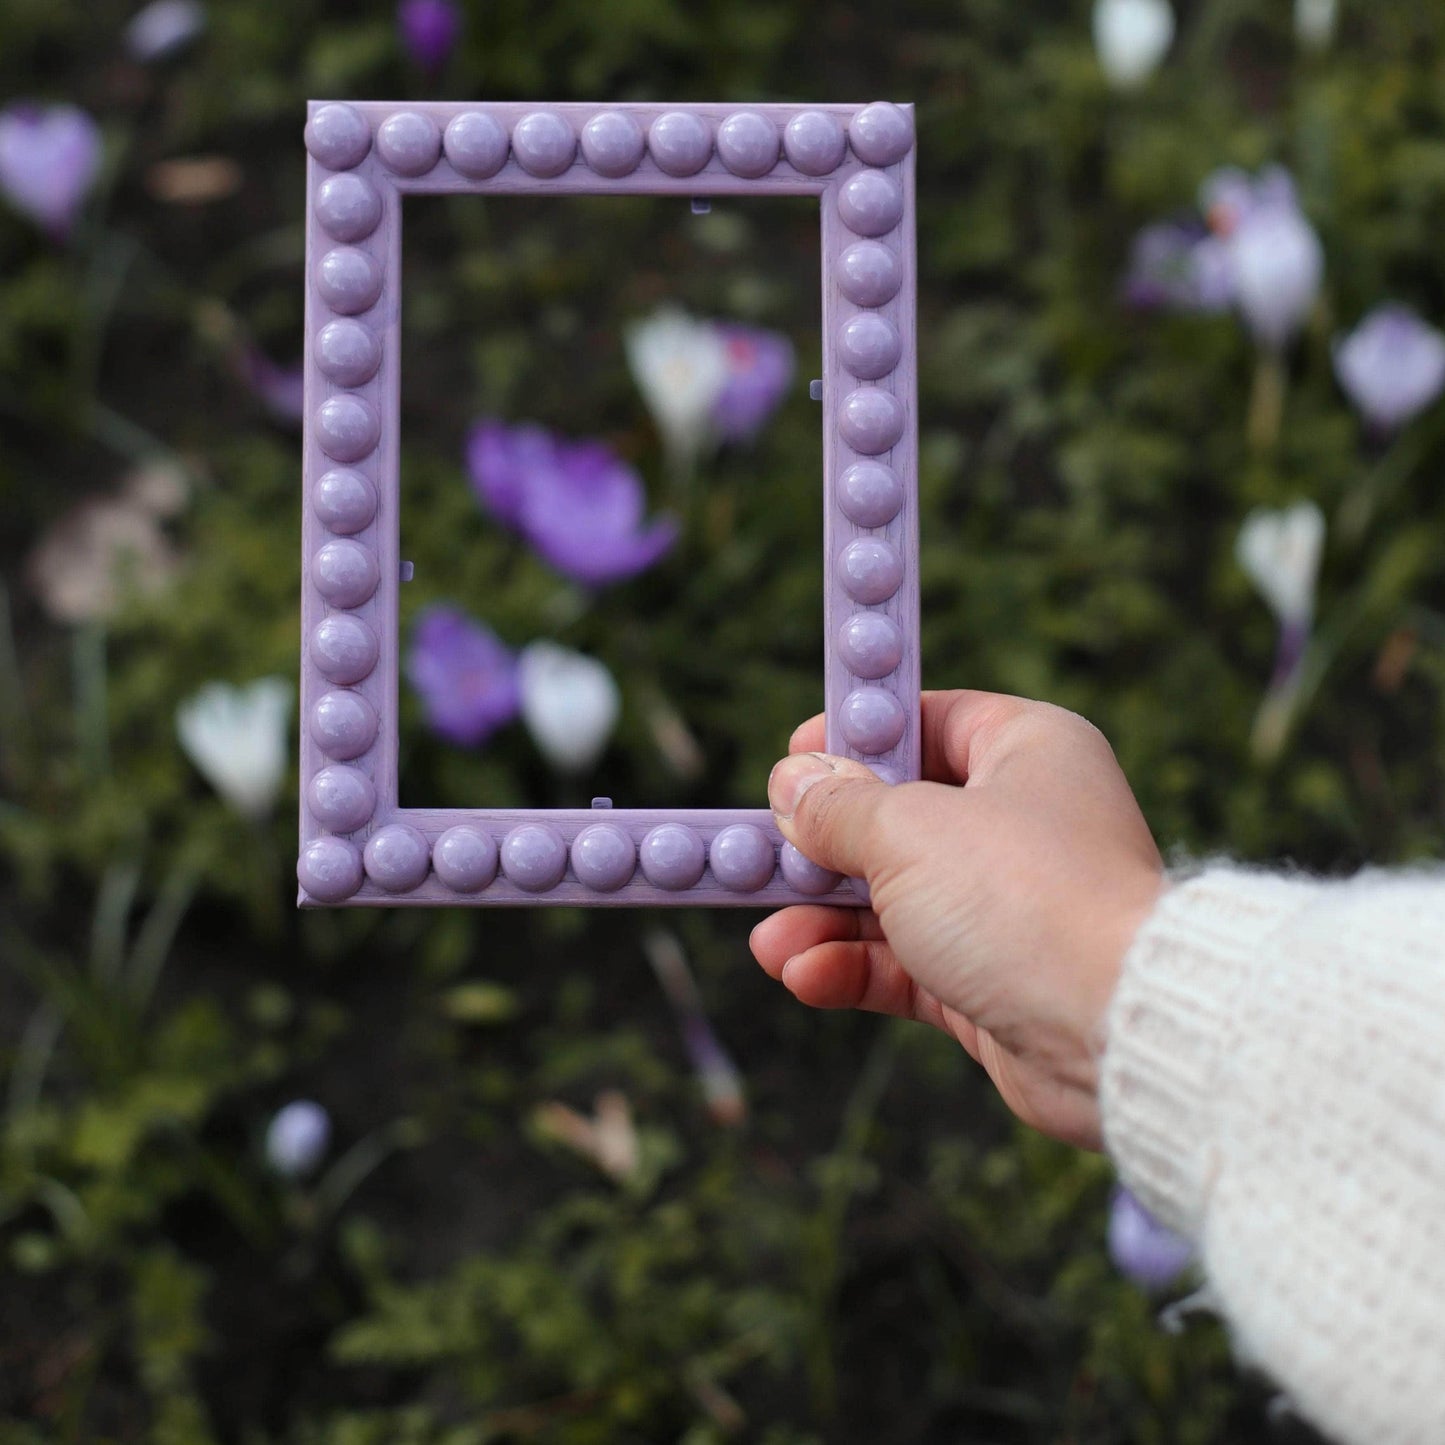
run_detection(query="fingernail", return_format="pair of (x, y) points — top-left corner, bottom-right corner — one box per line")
(768, 752), (835, 820)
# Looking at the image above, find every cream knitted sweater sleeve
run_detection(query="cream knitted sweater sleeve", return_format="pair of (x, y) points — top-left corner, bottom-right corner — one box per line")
(1099, 864), (1445, 1445)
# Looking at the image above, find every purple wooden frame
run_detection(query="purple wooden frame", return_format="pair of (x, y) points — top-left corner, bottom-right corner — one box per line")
(298, 100), (918, 907)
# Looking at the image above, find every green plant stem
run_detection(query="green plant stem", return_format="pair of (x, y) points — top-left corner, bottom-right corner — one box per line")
(1250, 574), (1395, 765)
(1250, 673), (1304, 764)
(0, 579), (28, 777)
(1247, 350), (1286, 454)
(804, 1024), (900, 1413)
(311, 1118), (422, 1231)
(1336, 423), (1437, 547)
(127, 863), (201, 1011)
(3, 923), (128, 1083)
(72, 622), (110, 780)
(87, 401), (201, 486)
(90, 861), (142, 986)
(37, 1176), (93, 1248)
(7, 1002), (64, 1133)
(671, 451), (700, 559)
(72, 231), (139, 408)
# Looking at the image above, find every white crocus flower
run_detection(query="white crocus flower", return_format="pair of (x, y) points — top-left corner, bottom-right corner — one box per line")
(1295, 0), (1337, 49)
(1235, 502), (1325, 629)
(265, 1100), (331, 1178)
(623, 307), (729, 473)
(517, 642), (620, 774)
(1092, 0), (1175, 90)
(125, 0), (206, 62)
(176, 676), (292, 819)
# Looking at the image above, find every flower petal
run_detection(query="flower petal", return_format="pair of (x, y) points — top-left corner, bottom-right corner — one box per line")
(531, 515), (680, 587)
(406, 606), (520, 746)
(624, 307), (730, 465)
(1108, 1185), (1194, 1290)
(518, 641), (620, 773)
(1333, 304), (1445, 432)
(469, 419), (677, 586)
(398, 0), (461, 73)
(176, 676), (292, 818)
(0, 104), (103, 237)
(712, 323), (795, 443)
(1093, 0), (1175, 89)
(1236, 501), (1326, 629)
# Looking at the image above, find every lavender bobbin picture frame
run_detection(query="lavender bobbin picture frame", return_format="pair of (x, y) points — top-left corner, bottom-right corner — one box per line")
(299, 99), (919, 908)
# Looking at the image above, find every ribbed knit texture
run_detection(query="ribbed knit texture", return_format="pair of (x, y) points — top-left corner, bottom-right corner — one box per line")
(1101, 864), (1445, 1445)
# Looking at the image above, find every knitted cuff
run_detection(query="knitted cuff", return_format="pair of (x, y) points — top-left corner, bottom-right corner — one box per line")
(1099, 864), (1321, 1237)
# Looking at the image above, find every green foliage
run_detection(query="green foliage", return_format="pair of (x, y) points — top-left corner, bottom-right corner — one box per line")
(3, 0), (1444, 1440)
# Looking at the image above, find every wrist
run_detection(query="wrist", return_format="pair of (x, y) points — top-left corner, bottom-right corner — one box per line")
(1099, 865), (1320, 1234)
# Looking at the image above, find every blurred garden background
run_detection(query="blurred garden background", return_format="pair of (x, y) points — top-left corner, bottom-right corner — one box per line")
(4, 0), (1445, 1439)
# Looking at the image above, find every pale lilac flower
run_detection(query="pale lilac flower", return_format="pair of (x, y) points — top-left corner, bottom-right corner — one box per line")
(406, 606), (520, 747)
(1092, 0), (1175, 90)
(265, 1101), (331, 1178)
(1333, 305), (1445, 433)
(1230, 208), (1323, 351)
(398, 0), (460, 74)
(624, 308), (730, 472)
(1200, 166), (1322, 352)
(517, 641), (620, 774)
(1122, 221), (1233, 312)
(125, 0), (206, 62)
(0, 104), (103, 238)
(1108, 1186), (1193, 1290)
(240, 346), (304, 424)
(712, 323), (795, 443)
(1295, 0), (1337, 48)
(176, 677), (293, 819)
(467, 420), (677, 586)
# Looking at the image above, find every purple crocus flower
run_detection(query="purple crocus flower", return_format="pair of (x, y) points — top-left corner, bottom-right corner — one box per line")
(1107, 1185), (1194, 1291)
(467, 420), (678, 587)
(1122, 221), (1233, 313)
(0, 104), (102, 239)
(711, 323), (795, 443)
(398, 0), (461, 74)
(1333, 304), (1445, 433)
(406, 605), (521, 747)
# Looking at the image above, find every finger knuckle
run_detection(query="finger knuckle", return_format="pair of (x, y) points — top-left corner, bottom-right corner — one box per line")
(1030, 702), (1115, 755)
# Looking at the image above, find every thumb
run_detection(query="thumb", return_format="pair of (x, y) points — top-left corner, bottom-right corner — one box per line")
(767, 752), (893, 880)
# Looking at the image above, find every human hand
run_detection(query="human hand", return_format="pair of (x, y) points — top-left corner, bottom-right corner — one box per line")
(750, 691), (1166, 1149)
